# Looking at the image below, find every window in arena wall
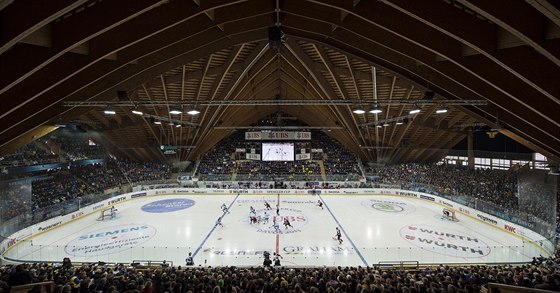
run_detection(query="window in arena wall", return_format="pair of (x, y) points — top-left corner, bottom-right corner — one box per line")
(475, 157), (491, 167)
(534, 152), (547, 161)
(492, 158), (510, 168)
(534, 161), (550, 170)
(476, 164), (491, 170)
(492, 166), (508, 170)
(511, 160), (530, 167)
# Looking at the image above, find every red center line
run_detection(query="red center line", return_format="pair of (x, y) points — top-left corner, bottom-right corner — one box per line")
(275, 193), (280, 254)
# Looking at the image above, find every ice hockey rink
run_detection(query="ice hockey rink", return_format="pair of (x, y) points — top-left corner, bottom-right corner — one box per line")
(3, 193), (546, 267)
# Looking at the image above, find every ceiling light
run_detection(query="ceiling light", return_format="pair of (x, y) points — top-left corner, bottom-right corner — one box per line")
(352, 106), (366, 114)
(409, 106), (421, 114)
(396, 121), (404, 125)
(376, 125), (383, 128)
(383, 122), (390, 127)
(132, 110), (143, 115)
(175, 124), (182, 128)
(103, 109), (116, 115)
(436, 107), (448, 114)
(187, 109), (200, 115)
(154, 120), (161, 125)
(369, 106), (382, 114)
(168, 122), (175, 126)
(169, 109), (182, 115)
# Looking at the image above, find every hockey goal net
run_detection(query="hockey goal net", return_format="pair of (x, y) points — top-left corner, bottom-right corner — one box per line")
(442, 209), (459, 222)
(97, 207), (116, 221)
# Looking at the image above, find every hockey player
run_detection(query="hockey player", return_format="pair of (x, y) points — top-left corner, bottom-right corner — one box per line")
(283, 217), (293, 229)
(221, 203), (230, 214)
(216, 216), (224, 227)
(317, 200), (324, 209)
(264, 201), (272, 210)
(250, 206), (256, 215)
(335, 227), (343, 245)
(110, 206), (117, 218)
(272, 219), (281, 233)
(263, 211), (270, 224)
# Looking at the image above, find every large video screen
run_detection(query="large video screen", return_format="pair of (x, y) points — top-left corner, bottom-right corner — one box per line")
(262, 142), (294, 161)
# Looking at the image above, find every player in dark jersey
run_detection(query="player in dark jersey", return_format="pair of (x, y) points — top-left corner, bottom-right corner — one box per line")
(283, 218), (293, 229)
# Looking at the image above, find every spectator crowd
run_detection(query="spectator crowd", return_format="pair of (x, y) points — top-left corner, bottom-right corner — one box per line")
(365, 163), (518, 210)
(1, 158), (172, 222)
(2, 252), (560, 292)
(196, 130), (360, 181)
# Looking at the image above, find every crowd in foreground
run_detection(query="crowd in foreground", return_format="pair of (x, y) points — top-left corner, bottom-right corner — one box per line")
(2, 252), (560, 293)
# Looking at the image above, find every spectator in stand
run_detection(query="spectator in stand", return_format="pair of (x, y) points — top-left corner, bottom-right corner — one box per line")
(2, 252), (560, 292)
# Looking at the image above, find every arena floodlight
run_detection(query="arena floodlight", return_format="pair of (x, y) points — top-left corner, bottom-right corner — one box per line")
(169, 109), (182, 115)
(103, 109), (116, 115)
(352, 105), (366, 114)
(409, 106), (421, 114)
(436, 107), (448, 114)
(187, 109), (200, 115)
(132, 110), (143, 115)
(369, 106), (382, 114)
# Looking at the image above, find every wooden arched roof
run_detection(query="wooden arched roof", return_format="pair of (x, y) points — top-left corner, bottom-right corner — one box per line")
(0, 0), (558, 163)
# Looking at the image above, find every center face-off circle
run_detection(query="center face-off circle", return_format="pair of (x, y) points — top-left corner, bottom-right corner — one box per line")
(246, 208), (309, 234)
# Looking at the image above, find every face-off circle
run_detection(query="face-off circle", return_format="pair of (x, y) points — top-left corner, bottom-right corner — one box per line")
(362, 198), (416, 214)
(65, 224), (157, 256)
(141, 198), (195, 213)
(245, 208), (309, 234)
(400, 224), (490, 257)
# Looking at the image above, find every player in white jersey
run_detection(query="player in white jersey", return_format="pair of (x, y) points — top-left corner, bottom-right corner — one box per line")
(272, 220), (281, 233)
(221, 203), (229, 214)
(110, 206), (117, 218)
(263, 211), (270, 224)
